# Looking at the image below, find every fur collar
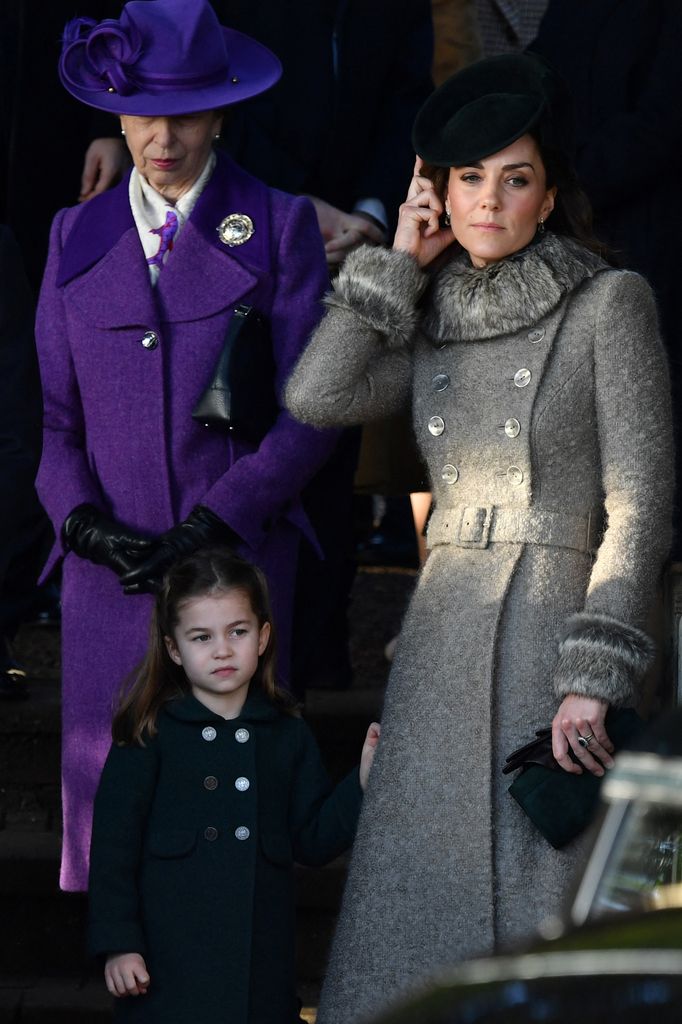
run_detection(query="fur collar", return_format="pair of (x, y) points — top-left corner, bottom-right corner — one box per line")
(422, 232), (607, 343)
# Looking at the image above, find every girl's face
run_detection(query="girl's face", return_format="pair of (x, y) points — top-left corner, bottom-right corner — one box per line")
(165, 589), (270, 720)
(446, 134), (557, 268)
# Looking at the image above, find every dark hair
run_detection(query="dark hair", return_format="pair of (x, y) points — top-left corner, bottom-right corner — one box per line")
(421, 133), (613, 262)
(112, 547), (294, 746)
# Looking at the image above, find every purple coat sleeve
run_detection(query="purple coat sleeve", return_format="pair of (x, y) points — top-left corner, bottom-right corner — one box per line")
(201, 196), (339, 550)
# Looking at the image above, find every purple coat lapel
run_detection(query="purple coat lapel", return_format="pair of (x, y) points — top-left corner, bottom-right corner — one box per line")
(57, 154), (272, 327)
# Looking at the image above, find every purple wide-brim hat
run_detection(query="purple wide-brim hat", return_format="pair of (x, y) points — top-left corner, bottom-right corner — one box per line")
(59, 0), (282, 115)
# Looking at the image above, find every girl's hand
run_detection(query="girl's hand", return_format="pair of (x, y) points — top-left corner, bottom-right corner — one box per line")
(393, 156), (456, 268)
(551, 695), (615, 777)
(359, 722), (381, 791)
(105, 952), (150, 998)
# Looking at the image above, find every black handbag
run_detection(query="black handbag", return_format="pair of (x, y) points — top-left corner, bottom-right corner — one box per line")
(503, 707), (644, 849)
(192, 304), (278, 444)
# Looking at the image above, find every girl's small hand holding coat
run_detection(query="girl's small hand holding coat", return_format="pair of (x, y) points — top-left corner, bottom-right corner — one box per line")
(104, 952), (150, 998)
(359, 722), (381, 791)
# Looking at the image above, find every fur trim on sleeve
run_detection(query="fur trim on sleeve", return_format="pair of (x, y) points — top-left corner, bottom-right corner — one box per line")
(553, 612), (656, 707)
(326, 245), (428, 348)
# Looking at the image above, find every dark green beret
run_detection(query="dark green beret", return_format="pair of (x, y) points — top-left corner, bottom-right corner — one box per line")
(413, 53), (574, 167)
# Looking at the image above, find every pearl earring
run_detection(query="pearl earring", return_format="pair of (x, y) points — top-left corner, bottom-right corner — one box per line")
(121, 129), (126, 137)
(538, 216), (545, 234)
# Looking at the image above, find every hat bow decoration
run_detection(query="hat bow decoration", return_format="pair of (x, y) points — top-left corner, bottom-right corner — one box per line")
(61, 17), (143, 97)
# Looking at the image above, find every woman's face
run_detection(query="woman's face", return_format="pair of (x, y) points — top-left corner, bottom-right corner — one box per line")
(446, 135), (557, 268)
(120, 110), (222, 202)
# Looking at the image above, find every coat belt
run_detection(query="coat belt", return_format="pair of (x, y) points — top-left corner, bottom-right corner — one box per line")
(427, 504), (603, 553)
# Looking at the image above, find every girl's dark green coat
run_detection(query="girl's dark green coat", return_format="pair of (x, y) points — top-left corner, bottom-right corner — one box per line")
(88, 688), (363, 1023)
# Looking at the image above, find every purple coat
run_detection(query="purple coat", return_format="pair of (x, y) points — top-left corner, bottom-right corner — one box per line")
(35, 153), (335, 891)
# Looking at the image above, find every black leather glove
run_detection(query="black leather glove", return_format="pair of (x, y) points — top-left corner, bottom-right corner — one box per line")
(62, 504), (154, 577)
(120, 506), (237, 595)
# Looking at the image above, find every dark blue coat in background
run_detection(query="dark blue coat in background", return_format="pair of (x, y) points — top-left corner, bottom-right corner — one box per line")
(531, 0), (682, 345)
(217, 0), (433, 233)
(88, 687), (362, 1024)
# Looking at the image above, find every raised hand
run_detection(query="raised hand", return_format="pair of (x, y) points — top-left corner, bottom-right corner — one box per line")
(392, 156), (456, 268)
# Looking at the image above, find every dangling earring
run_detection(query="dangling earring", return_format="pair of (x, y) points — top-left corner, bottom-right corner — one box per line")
(444, 203), (451, 227)
(538, 216), (545, 234)
(214, 133), (221, 140)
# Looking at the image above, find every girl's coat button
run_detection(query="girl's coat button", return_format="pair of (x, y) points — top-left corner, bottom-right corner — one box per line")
(235, 728), (250, 743)
(202, 726), (217, 742)
(235, 777), (250, 791)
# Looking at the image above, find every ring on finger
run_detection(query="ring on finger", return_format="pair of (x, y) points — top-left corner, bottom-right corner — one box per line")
(577, 732), (594, 749)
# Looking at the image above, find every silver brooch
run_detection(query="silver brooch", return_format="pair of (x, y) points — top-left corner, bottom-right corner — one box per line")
(217, 213), (255, 247)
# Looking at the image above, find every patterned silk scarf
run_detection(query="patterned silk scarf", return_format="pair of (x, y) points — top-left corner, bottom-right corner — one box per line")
(128, 150), (216, 285)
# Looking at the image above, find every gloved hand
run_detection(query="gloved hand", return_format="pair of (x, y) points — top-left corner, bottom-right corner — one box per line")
(120, 506), (237, 595)
(62, 504), (154, 577)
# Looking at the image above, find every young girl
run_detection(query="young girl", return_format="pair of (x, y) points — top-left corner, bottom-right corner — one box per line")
(87, 548), (380, 1024)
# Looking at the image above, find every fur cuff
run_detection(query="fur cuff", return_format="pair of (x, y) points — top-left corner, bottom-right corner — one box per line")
(553, 613), (655, 707)
(326, 245), (428, 348)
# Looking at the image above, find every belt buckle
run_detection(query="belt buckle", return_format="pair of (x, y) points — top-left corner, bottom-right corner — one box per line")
(457, 505), (494, 548)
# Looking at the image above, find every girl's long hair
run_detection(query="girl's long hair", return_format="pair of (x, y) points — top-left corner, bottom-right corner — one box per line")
(112, 547), (295, 746)
(421, 133), (614, 262)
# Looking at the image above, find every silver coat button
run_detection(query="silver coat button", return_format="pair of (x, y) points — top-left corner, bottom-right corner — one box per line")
(514, 368), (531, 388)
(202, 726), (217, 742)
(235, 777), (250, 792)
(428, 415), (445, 436)
(504, 418), (521, 438)
(507, 465), (524, 486)
(441, 464), (459, 484)
(235, 826), (250, 841)
(235, 728), (250, 743)
(432, 373), (450, 392)
(527, 327), (545, 343)
(203, 776), (218, 791)
(141, 331), (158, 349)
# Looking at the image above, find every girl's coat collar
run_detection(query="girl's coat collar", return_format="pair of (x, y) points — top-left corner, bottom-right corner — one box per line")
(164, 686), (281, 724)
(423, 232), (607, 343)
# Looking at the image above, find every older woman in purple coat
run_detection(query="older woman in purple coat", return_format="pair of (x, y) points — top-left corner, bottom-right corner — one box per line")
(35, 0), (336, 892)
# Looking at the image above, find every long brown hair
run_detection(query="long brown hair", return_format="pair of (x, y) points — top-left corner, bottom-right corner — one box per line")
(421, 133), (614, 262)
(113, 547), (295, 746)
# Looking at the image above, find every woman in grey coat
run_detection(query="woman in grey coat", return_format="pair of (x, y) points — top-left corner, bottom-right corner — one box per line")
(286, 54), (673, 1023)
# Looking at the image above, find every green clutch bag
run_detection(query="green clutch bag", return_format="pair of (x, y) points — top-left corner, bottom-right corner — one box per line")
(504, 707), (644, 849)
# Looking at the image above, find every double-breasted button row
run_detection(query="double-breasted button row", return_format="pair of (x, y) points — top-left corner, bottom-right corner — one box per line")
(141, 330), (158, 350)
(201, 725), (250, 743)
(203, 825), (251, 841)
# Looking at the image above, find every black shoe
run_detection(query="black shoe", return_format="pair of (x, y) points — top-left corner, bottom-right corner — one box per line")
(0, 661), (29, 700)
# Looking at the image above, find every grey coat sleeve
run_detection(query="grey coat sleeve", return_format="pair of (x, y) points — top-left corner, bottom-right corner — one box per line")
(553, 271), (673, 706)
(285, 245), (428, 427)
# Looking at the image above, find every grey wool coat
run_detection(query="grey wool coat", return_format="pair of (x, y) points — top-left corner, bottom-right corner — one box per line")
(285, 232), (673, 1023)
